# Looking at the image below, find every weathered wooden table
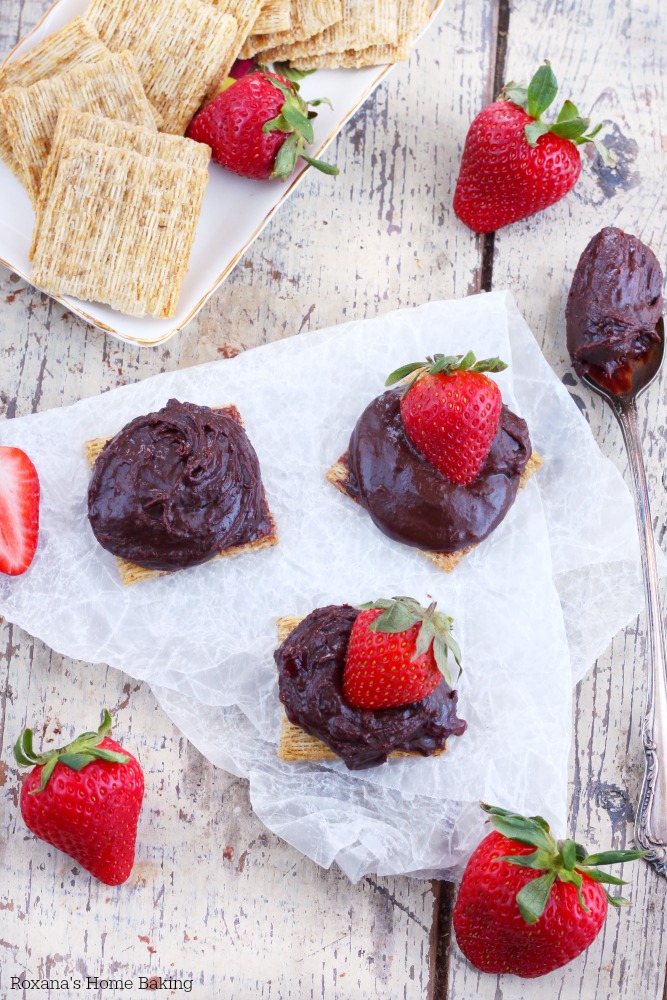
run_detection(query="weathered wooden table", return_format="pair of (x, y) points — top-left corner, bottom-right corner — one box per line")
(2, 1), (666, 997)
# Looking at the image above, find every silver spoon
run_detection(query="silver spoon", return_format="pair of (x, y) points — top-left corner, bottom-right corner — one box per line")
(576, 319), (667, 874)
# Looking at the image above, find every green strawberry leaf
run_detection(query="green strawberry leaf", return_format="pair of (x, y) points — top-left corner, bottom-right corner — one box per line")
(606, 893), (632, 907)
(482, 806), (556, 853)
(560, 838), (578, 870)
(271, 133), (300, 180)
(580, 849), (648, 866)
(549, 116), (591, 140)
(371, 602), (418, 633)
(385, 362), (426, 386)
(501, 848), (556, 871)
(516, 871), (557, 924)
(36, 755), (59, 793)
(502, 81), (528, 109)
(581, 868), (628, 886)
(58, 752), (97, 771)
(415, 618), (436, 657)
(524, 121), (551, 147)
(307, 97), (334, 110)
(273, 62), (316, 83)
(263, 113), (292, 134)
(558, 867), (588, 911)
(282, 105), (314, 142)
(526, 62), (558, 119)
(13, 728), (38, 767)
(301, 154), (339, 175)
(557, 99), (580, 122)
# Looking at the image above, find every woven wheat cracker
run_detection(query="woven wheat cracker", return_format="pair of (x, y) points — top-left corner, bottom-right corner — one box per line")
(275, 616), (447, 762)
(83, 405), (278, 586)
(30, 109), (211, 260)
(325, 449), (543, 573)
(0, 17), (110, 181)
(241, 0), (342, 59)
(291, 0), (430, 67)
(86, 0), (238, 133)
(251, 0), (292, 34)
(32, 138), (207, 318)
(0, 51), (158, 204)
(259, 0), (398, 63)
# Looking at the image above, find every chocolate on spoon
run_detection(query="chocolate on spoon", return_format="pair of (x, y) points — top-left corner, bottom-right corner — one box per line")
(566, 226), (667, 876)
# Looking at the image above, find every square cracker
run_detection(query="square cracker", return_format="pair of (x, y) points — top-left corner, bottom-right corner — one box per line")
(275, 616), (447, 762)
(0, 17), (109, 182)
(0, 51), (158, 205)
(85, 0), (238, 134)
(30, 108), (211, 259)
(251, 0), (292, 35)
(325, 449), (544, 573)
(259, 0), (399, 63)
(240, 0), (342, 59)
(83, 405), (279, 586)
(31, 138), (208, 319)
(288, 0), (431, 68)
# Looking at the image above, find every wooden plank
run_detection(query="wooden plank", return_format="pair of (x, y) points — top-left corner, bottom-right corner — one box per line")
(448, 0), (667, 996)
(0, 0), (494, 996)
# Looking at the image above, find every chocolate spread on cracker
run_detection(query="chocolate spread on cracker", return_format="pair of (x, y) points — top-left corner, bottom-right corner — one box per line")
(88, 399), (272, 571)
(345, 388), (531, 553)
(566, 227), (663, 387)
(276, 605), (466, 770)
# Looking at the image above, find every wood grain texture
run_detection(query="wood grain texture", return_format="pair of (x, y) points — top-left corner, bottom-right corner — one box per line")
(447, 0), (667, 997)
(0, 0), (493, 996)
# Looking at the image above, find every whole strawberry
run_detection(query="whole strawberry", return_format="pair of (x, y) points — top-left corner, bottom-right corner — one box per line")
(454, 62), (612, 233)
(453, 804), (646, 978)
(386, 351), (507, 485)
(0, 445), (40, 576)
(14, 709), (144, 886)
(187, 69), (337, 181)
(343, 596), (462, 709)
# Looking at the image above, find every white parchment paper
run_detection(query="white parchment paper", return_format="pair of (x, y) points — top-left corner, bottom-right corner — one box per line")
(0, 292), (647, 880)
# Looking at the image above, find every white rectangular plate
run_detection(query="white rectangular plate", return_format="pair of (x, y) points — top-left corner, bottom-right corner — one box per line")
(0, 0), (442, 346)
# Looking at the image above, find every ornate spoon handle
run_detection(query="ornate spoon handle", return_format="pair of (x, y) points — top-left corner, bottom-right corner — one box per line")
(609, 395), (667, 872)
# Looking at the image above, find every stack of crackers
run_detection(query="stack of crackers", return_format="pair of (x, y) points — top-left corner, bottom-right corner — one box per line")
(0, 0), (435, 320)
(242, 0), (433, 68)
(0, 1), (259, 319)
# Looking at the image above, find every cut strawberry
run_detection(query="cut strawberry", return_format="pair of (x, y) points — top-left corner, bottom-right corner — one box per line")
(0, 446), (40, 576)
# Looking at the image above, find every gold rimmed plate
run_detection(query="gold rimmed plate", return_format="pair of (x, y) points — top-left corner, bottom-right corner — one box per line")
(0, 0), (444, 346)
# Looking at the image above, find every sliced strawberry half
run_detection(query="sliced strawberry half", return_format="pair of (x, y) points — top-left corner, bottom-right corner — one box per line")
(0, 446), (40, 576)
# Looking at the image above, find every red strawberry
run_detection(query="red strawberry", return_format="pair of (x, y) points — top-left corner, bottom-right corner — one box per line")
(386, 351), (507, 485)
(0, 445), (40, 576)
(453, 804), (646, 978)
(14, 709), (144, 886)
(343, 596), (462, 709)
(187, 69), (337, 181)
(454, 62), (612, 233)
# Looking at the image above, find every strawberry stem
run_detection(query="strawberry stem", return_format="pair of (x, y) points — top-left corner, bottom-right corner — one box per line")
(261, 74), (339, 180)
(357, 596), (462, 686)
(385, 352), (507, 389)
(480, 803), (648, 922)
(14, 709), (130, 793)
(502, 61), (614, 166)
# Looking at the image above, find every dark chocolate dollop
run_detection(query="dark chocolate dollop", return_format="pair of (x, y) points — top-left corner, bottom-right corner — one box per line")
(345, 388), (531, 553)
(566, 226), (664, 384)
(88, 399), (272, 571)
(276, 604), (466, 770)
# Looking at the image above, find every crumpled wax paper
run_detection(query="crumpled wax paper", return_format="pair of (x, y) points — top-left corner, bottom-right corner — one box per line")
(0, 291), (649, 881)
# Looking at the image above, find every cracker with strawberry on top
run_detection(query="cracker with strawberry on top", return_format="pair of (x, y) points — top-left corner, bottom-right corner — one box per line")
(327, 351), (542, 571)
(274, 595), (467, 769)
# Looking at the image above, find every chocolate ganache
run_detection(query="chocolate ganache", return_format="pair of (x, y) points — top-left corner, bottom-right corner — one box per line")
(345, 388), (531, 552)
(88, 399), (272, 571)
(566, 227), (663, 383)
(276, 605), (467, 770)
